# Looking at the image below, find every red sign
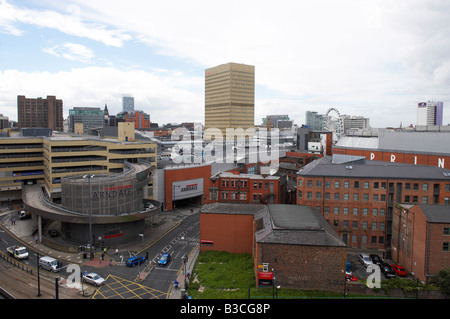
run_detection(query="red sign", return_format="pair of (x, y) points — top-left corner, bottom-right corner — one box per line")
(258, 272), (273, 280)
(200, 239), (214, 246)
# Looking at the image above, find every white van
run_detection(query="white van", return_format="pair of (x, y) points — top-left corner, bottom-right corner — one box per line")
(39, 256), (59, 272)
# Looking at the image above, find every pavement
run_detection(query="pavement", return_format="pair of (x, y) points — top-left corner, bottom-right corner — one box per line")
(0, 203), (200, 299)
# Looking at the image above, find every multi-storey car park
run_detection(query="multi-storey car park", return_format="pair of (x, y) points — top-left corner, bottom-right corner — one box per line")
(0, 128), (159, 247)
(296, 154), (450, 255)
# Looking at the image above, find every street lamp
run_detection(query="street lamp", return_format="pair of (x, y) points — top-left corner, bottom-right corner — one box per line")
(83, 174), (95, 259)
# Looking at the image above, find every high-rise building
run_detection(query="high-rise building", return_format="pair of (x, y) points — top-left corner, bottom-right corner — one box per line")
(305, 111), (324, 130)
(122, 95), (134, 113)
(417, 101), (443, 126)
(204, 62), (255, 138)
(68, 107), (105, 133)
(17, 95), (64, 131)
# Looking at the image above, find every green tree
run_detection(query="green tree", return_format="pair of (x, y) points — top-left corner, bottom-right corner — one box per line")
(430, 268), (450, 298)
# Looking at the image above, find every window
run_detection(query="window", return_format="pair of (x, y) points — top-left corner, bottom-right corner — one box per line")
(354, 181), (359, 188)
(364, 182), (369, 189)
(344, 193), (349, 200)
(298, 179), (302, 187)
(335, 181), (340, 188)
(324, 206), (330, 214)
(316, 192), (322, 199)
(333, 220), (339, 227)
(352, 221), (358, 228)
(373, 194), (379, 202)
(423, 183), (428, 191)
(363, 221), (368, 229)
(325, 192), (330, 200)
(343, 220), (348, 228)
(422, 196), (428, 204)
(443, 242), (449, 252)
(344, 181), (349, 188)
(380, 222), (385, 230)
(222, 180), (229, 187)
(334, 207), (339, 214)
(307, 192), (312, 199)
(354, 193), (359, 201)
(343, 207), (349, 215)
(405, 195), (410, 202)
(363, 194), (369, 201)
(353, 208), (358, 215)
(298, 190), (302, 198)
(381, 182), (386, 189)
(363, 208), (368, 215)
(445, 197), (449, 205)
(221, 191), (228, 199)
(444, 228), (450, 235)
(372, 222), (377, 230)
(371, 236), (377, 244)
(374, 182), (379, 189)
(240, 193), (247, 200)
(372, 208), (378, 216)
(307, 180), (313, 187)
(316, 180), (322, 187)
(405, 183), (411, 190)
(413, 183), (419, 190)
(352, 235), (357, 243)
(446, 184), (450, 192)
(334, 193), (340, 200)
(326, 180), (331, 188)
(380, 209), (385, 216)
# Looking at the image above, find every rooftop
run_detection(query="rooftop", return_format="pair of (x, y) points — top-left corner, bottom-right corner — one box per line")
(297, 155), (450, 180)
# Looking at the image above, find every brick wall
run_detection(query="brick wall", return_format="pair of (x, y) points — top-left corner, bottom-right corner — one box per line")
(256, 243), (346, 292)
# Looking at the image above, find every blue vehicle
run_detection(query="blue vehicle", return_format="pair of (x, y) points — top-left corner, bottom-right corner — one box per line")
(126, 256), (146, 267)
(158, 253), (171, 266)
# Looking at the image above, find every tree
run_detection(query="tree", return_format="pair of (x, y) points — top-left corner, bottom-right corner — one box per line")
(430, 268), (450, 298)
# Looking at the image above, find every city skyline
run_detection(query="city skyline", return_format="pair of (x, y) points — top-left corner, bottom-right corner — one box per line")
(0, 0), (449, 127)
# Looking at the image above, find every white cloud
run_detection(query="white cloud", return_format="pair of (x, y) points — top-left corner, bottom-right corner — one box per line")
(0, 0), (131, 47)
(0, 67), (203, 124)
(43, 42), (94, 63)
(1, 0), (450, 127)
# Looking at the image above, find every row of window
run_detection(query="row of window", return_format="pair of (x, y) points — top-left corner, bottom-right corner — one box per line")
(299, 179), (450, 192)
(321, 206), (386, 216)
(329, 219), (385, 230)
(221, 179), (275, 190)
(299, 191), (387, 201)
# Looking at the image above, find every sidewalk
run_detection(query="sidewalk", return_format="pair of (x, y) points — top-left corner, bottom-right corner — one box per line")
(168, 243), (199, 299)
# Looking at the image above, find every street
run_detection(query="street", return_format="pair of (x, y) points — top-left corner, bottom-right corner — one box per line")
(0, 206), (199, 299)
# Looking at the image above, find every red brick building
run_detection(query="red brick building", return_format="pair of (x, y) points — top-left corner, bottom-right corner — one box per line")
(199, 203), (346, 292)
(125, 110), (151, 129)
(209, 170), (282, 205)
(393, 204), (450, 283)
(297, 155), (450, 253)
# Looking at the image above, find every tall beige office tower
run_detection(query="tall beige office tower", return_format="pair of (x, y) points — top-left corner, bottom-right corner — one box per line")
(204, 62), (255, 140)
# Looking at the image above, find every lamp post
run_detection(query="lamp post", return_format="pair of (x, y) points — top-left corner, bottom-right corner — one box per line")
(37, 252), (41, 297)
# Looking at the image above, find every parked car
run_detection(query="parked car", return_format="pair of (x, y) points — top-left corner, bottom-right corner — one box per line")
(48, 229), (59, 237)
(346, 274), (358, 281)
(158, 253), (171, 266)
(126, 256), (146, 267)
(391, 264), (407, 277)
(369, 254), (383, 265)
(82, 272), (105, 286)
(358, 253), (373, 268)
(380, 263), (397, 279)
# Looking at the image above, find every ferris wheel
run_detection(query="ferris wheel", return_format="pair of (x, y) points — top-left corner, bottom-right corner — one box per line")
(323, 107), (344, 143)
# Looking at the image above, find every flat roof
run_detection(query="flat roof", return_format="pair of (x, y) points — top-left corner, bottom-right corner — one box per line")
(297, 156), (450, 180)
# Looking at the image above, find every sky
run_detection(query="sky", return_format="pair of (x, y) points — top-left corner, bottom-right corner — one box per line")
(0, 0), (449, 128)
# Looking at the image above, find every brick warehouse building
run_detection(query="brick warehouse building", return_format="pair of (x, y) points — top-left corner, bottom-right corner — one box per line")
(296, 154), (450, 254)
(200, 203), (346, 292)
(393, 204), (450, 283)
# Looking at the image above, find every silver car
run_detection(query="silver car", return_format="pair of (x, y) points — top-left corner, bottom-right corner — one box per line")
(82, 272), (105, 286)
(358, 253), (373, 268)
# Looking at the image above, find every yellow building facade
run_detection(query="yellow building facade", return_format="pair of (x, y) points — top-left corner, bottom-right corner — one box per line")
(0, 132), (156, 202)
(204, 62), (255, 140)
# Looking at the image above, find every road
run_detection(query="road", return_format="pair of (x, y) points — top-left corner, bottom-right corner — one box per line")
(0, 208), (200, 299)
